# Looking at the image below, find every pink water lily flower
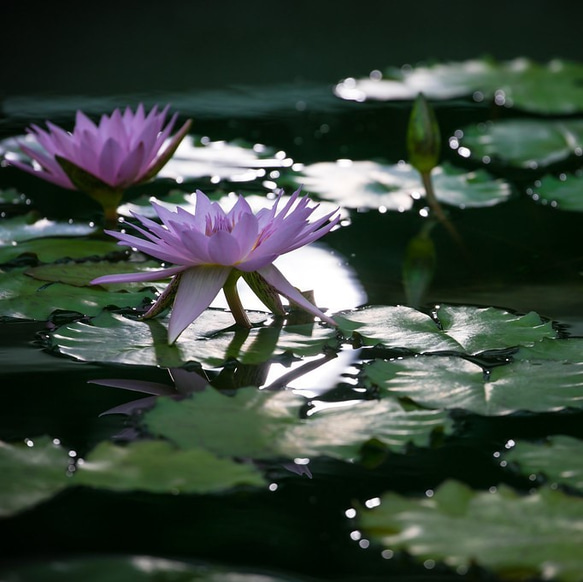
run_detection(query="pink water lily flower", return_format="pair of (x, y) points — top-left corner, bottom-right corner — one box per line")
(10, 104), (191, 225)
(92, 188), (340, 343)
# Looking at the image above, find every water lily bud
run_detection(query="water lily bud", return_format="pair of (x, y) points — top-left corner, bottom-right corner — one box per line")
(407, 93), (441, 174)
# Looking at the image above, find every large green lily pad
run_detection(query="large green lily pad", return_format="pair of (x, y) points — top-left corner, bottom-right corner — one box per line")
(298, 160), (511, 211)
(50, 310), (337, 368)
(359, 480), (583, 581)
(0, 237), (120, 265)
(337, 305), (554, 354)
(0, 212), (96, 244)
(0, 269), (155, 320)
(335, 58), (583, 114)
(456, 119), (583, 169)
(365, 354), (583, 415)
(504, 436), (583, 491)
(145, 388), (453, 461)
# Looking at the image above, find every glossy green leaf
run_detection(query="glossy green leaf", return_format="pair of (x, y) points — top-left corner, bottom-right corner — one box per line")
(529, 172), (583, 211)
(0, 269), (154, 320)
(0, 437), (69, 517)
(337, 305), (554, 354)
(145, 388), (453, 461)
(359, 480), (583, 581)
(335, 58), (583, 114)
(0, 555), (304, 582)
(514, 337), (583, 362)
(50, 310), (336, 367)
(0, 188), (30, 206)
(0, 237), (120, 265)
(0, 213), (96, 244)
(75, 440), (265, 493)
(298, 160), (511, 211)
(457, 119), (583, 169)
(504, 436), (583, 491)
(365, 354), (583, 415)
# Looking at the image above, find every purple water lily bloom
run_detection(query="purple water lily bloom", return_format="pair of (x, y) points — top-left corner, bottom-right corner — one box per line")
(92, 188), (340, 343)
(10, 104), (191, 226)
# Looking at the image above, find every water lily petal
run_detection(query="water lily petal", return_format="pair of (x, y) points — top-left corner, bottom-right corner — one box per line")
(91, 265), (185, 285)
(168, 266), (231, 343)
(256, 263), (337, 326)
(207, 230), (242, 265)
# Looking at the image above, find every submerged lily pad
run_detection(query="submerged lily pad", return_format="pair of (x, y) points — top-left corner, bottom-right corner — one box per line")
(337, 305), (554, 354)
(359, 480), (583, 581)
(335, 58), (583, 114)
(504, 436), (583, 491)
(0, 213), (96, 244)
(298, 160), (511, 211)
(365, 355), (583, 415)
(0, 237), (120, 265)
(456, 119), (583, 169)
(0, 269), (154, 320)
(145, 387), (452, 461)
(528, 172), (583, 211)
(50, 310), (337, 368)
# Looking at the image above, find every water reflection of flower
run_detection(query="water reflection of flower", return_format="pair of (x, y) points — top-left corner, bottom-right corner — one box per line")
(92, 188), (340, 343)
(8, 104), (191, 226)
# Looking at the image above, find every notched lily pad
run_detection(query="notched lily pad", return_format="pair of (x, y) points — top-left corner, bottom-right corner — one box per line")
(0, 268), (155, 320)
(298, 160), (511, 211)
(50, 310), (337, 368)
(0, 212), (96, 245)
(335, 58), (583, 114)
(359, 480), (583, 581)
(144, 387), (453, 462)
(456, 119), (583, 170)
(0, 237), (121, 265)
(337, 305), (554, 355)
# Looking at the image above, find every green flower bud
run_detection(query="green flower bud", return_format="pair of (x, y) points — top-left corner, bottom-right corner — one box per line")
(407, 93), (441, 174)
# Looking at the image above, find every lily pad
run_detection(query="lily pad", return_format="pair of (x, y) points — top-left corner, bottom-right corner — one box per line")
(359, 480), (583, 581)
(50, 310), (337, 368)
(0, 436), (70, 517)
(456, 119), (583, 169)
(528, 172), (583, 211)
(365, 354), (583, 415)
(337, 305), (555, 354)
(0, 188), (30, 206)
(75, 440), (265, 493)
(0, 269), (155, 320)
(335, 58), (583, 114)
(514, 337), (583, 362)
(145, 388), (453, 461)
(0, 555), (305, 582)
(0, 237), (120, 265)
(0, 212), (96, 244)
(298, 160), (511, 211)
(504, 435), (583, 491)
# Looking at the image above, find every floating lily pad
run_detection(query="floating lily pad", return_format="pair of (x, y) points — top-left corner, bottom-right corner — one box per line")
(365, 354), (583, 415)
(337, 305), (554, 354)
(335, 58), (583, 114)
(298, 160), (511, 211)
(504, 436), (583, 491)
(0, 269), (154, 320)
(514, 337), (583, 362)
(456, 119), (583, 169)
(0, 436), (70, 517)
(0, 555), (305, 582)
(145, 388), (453, 461)
(0, 188), (30, 206)
(50, 310), (337, 368)
(528, 172), (583, 211)
(359, 480), (583, 581)
(74, 440), (265, 493)
(0, 237), (120, 265)
(0, 212), (96, 244)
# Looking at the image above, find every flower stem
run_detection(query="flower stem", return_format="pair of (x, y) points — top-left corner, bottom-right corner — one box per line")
(223, 270), (252, 328)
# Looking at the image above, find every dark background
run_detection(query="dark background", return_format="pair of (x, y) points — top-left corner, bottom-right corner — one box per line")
(3, 0), (583, 97)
